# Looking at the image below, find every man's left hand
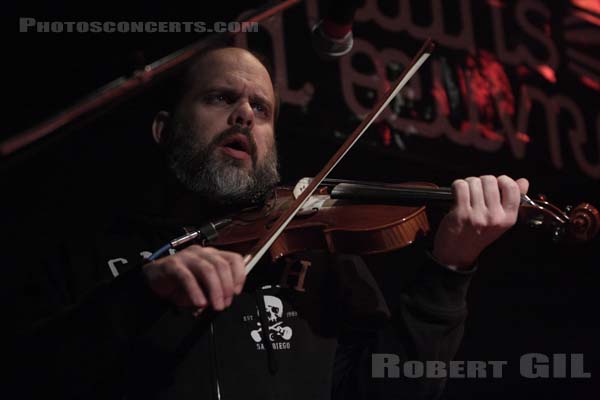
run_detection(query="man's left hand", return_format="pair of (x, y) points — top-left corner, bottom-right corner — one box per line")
(432, 175), (529, 270)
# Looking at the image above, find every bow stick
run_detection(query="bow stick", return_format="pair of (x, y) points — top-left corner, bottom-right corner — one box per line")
(243, 38), (436, 274)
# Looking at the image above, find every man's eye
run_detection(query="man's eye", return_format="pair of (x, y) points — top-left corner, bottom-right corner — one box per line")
(252, 102), (268, 115)
(206, 94), (228, 104)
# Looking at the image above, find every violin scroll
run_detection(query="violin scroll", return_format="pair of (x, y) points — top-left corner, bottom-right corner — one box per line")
(567, 203), (600, 242)
(519, 195), (600, 243)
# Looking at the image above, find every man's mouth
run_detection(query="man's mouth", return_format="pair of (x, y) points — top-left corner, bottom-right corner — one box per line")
(218, 133), (252, 161)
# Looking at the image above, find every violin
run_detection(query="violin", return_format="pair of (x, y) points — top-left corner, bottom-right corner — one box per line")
(149, 39), (599, 272)
(206, 178), (599, 262)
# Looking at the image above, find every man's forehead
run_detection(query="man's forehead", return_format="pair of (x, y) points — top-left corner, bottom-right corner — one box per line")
(189, 48), (274, 100)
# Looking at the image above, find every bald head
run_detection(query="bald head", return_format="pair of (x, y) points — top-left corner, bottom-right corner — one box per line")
(175, 47), (277, 121)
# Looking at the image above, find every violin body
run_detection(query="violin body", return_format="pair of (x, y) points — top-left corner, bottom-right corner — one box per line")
(210, 183), (437, 260)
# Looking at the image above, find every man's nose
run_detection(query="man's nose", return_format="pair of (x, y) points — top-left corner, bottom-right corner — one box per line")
(229, 101), (254, 128)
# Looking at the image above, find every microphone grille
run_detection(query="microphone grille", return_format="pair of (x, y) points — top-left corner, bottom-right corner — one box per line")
(311, 20), (354, 60)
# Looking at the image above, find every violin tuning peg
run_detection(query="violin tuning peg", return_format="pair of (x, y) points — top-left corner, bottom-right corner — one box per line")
(528, 215), (544, 228)
(552, 226), (565, 243)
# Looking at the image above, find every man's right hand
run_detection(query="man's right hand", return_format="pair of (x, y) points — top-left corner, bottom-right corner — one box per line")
(143, 245), (246, 311)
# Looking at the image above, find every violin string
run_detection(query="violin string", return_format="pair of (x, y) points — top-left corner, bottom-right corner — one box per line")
(324, 179), (539, 202)
(321, 178), (452, 193)
(329, 182), (454, 202)
(331, 182), (537, 205)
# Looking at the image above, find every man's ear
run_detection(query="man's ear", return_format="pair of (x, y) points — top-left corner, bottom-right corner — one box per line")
(152, 111), (170, 145)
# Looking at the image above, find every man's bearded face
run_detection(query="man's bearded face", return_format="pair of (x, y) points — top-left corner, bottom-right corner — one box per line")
(159, 47), (280, 207)
(164, 113), (279, 206)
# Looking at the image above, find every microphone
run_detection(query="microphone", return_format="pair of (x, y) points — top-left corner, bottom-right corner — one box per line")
(311, 0), (362, 59)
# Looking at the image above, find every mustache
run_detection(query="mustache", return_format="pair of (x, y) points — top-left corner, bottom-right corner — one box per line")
(210, 125), (258, 165)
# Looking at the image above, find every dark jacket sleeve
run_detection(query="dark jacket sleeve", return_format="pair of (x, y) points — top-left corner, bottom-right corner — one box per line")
(332, 244), (475, 400)
(8, 244), (169, 399)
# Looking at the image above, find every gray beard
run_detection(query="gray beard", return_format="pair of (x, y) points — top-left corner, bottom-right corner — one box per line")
(163, 116), (280, 207)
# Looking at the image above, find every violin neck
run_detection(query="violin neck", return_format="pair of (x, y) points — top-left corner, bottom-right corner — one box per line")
(329, 182), (454, 204)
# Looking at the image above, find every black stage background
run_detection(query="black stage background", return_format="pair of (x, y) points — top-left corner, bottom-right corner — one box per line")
(2, 1), (599, 398)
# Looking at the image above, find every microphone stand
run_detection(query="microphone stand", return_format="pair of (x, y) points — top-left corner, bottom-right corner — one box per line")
(0, 0), (301, 159)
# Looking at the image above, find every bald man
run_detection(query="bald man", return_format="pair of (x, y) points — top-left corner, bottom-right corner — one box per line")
(14, 46), (527, 400)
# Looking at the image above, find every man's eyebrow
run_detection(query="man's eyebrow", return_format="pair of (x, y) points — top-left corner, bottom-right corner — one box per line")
(250, 93), (273, 109)
(200, 85), (273, 109)
(201, 85), (238, 95)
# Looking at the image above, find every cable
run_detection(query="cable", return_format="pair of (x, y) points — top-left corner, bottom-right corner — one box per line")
(146, 218), (233, 262)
